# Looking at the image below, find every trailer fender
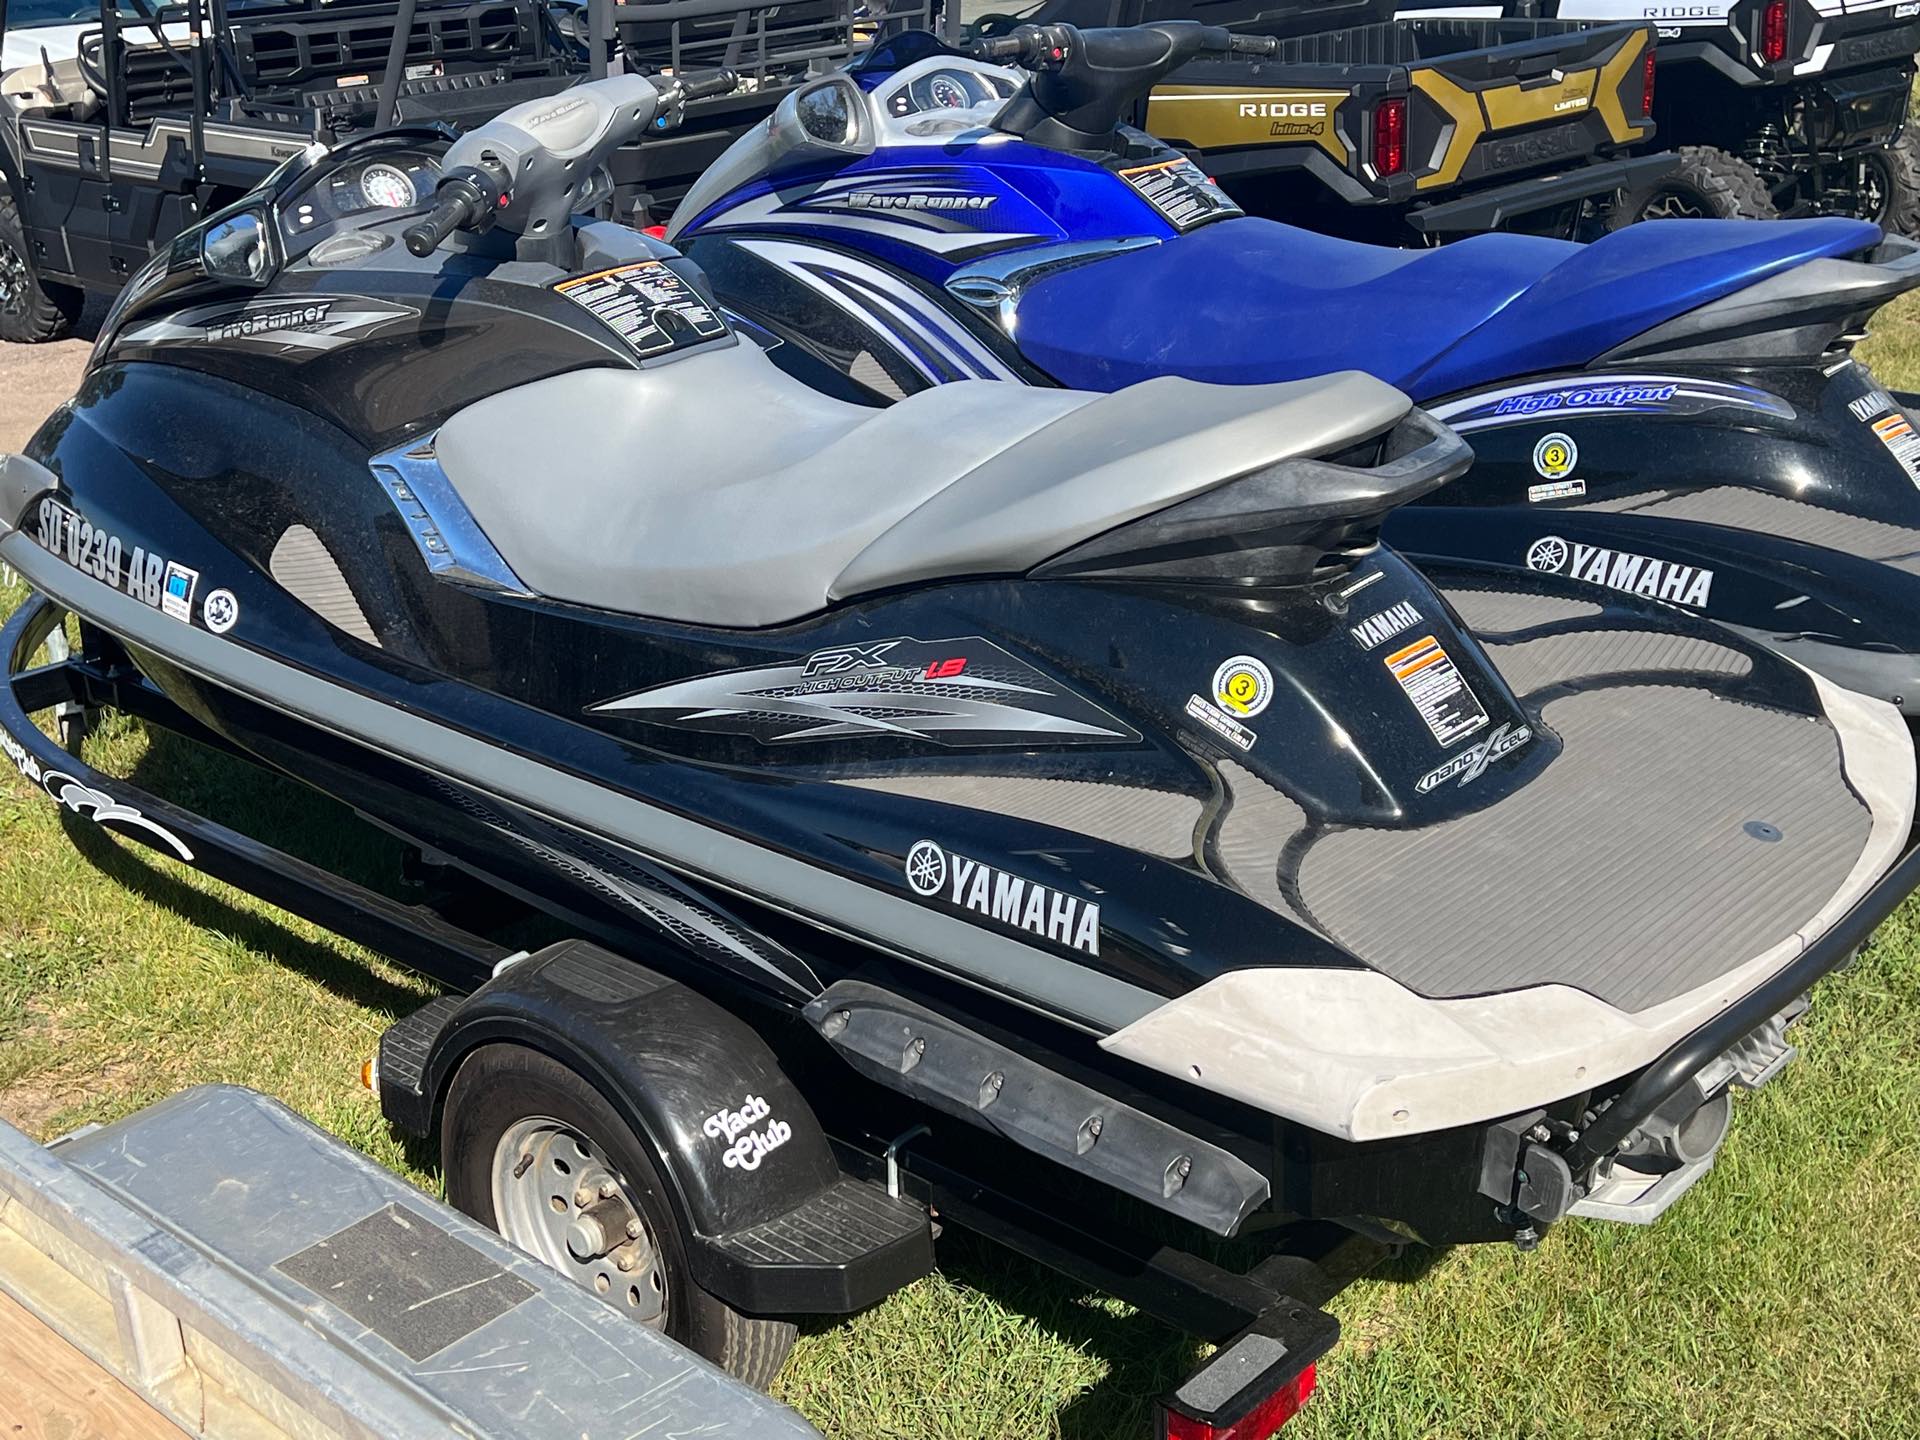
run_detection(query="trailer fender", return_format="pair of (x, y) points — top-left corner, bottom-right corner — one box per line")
(378, 940), (844, 1257)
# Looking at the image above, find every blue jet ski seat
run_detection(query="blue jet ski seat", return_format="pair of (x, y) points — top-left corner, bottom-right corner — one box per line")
(1009, 215), (1883, 402)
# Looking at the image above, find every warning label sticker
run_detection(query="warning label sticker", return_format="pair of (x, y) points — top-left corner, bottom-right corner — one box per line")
(1384, 636), (1490, 748)
(553, 261), (729, 358)
(1117, 157), (1243, 231)
(1870, 410), (1920, 486)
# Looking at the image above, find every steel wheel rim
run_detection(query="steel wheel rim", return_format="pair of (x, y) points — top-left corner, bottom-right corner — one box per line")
(0, 236), (28, 317)
(1640, 188), (1710, 221)
(491, 1116), (668, 1326)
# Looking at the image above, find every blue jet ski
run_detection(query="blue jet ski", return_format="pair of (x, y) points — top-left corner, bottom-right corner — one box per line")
(669, 22), (1920, 713)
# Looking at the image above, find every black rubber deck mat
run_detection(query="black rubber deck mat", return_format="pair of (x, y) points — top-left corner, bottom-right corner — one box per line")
(1284, 685), (1869, 1012)
(1441, 587), (1603, 634)
(1483, 626), (1753, 697)
(1587, 487), (1920, 571)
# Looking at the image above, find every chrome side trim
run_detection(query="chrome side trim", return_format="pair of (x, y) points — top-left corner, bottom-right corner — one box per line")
(369, 438), (532, 594)
(945, 236), (1162, 333)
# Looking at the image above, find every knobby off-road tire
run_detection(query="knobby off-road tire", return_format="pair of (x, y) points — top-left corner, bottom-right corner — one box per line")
(1612, 145), (1779, 226)
(441, 1042), (799, 1388)
(1856, 130), (1920, 236)
(0, 186), (84, 344)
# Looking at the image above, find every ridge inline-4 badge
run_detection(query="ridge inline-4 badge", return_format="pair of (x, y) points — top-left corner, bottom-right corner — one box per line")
(593, 637), (1136, 746)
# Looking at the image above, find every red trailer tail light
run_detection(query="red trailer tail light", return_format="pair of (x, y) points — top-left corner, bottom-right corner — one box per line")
(1159, 1367), (1313, 1440)
(1642, 49), (1656, 116)
(1160, 1364), (1318, 1440)
(1373, 98), (1407, 177)
(1762, 0), (1789, 63)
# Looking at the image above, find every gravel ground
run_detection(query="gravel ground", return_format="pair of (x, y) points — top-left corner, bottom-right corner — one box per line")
(0, 297), (107, 453)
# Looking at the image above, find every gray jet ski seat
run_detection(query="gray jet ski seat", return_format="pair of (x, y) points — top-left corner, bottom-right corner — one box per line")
(432, 342), (1409, 626)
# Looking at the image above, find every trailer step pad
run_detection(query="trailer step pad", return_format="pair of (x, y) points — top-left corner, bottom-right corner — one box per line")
(706, 1178), (933, 1313)
(0, 1085), (822, 1440)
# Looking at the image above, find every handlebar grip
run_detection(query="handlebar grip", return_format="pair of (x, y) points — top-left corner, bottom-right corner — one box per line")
(1226, 33), (1280, 55)
(678, 67), (738, 101)
(403, 175), (491, 257)
(970, 23), (1072, 68)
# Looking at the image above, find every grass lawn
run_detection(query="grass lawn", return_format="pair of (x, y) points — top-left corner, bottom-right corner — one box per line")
(5, 304), (1920, 1438)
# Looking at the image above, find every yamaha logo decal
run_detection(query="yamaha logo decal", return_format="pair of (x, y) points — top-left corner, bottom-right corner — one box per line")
(901, 840), (1101, 955)
(1526, 536), (1715, 609)
(906, 840), (948, 896)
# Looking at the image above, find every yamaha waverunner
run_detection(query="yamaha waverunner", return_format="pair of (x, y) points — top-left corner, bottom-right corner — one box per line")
(667, 22), (1920, 715)
(4, 71), (1918, 1425)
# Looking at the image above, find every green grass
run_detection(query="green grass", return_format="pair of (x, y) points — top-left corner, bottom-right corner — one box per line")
(6, 303), (1920, 1436)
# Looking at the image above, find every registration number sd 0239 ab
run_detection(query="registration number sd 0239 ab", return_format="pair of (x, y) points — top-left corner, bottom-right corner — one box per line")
(35, 497), (167, 608)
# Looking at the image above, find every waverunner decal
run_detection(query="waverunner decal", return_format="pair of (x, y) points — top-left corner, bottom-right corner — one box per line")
(904, 839), (1100, 957)
(1432, 375), (1795, 433)
(1525, 536), (1715, 609)
(116, 297), (419, 358)
(592, 637), (1136, 747)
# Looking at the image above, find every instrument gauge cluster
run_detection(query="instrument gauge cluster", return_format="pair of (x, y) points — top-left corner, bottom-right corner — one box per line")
(284, 151), (443, 244)
(885, 66), (1019, 119)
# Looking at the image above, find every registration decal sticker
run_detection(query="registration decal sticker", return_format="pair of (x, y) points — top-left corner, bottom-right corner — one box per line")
(1384, 636), (1489, 748)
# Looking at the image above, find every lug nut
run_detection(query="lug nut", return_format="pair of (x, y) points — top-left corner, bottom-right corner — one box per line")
(616, 1247), (641, 1272)
(625, 1217), (643, 1239)
(599, 1180), (618, 1199)
(573, 1184), (595, 1208)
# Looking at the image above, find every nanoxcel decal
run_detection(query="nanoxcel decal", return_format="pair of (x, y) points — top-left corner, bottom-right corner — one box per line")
(118, 296), (419, 357)
(1349, 599), (1423, 651)
(593, 637), (1136, 746)
(1417, 722), (1533, 794)
(1432, 375), (1795, 433)
(1526, 535), (1714, 609)
(904, 839), (1100, 956)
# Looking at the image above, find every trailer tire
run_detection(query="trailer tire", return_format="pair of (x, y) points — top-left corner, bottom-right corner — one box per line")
(0, 189), (83, 344)
(1612, 146), (1778, 225)
(1855, 131), (1920, 237)
(441, 1042), (798, 1388)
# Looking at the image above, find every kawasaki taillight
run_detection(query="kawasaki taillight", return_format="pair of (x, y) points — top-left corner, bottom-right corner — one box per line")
(1373, 97), (1407, 178)
(1642, 49), (1656, 116)
(1762, 0), (1789, 63)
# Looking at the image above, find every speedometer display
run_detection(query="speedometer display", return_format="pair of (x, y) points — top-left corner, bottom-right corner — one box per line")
(926, 73), (970, 108)
(359, 162), (418, 210)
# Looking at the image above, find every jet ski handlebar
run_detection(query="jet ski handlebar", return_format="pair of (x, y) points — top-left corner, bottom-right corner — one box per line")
(403, 68), (738, 258)
(976, 22), (1275, 149)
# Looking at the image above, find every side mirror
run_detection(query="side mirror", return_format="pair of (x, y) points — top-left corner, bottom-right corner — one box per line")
(199, 208), (280, 287)
(767, 76), (876, 171)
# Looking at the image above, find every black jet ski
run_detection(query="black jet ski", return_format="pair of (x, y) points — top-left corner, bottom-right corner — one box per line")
(4, 72), (1917, 1431)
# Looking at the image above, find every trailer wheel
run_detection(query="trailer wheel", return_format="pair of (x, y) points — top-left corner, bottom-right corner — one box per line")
(1853, 132), (1920, 237)
(1612, 146), (1778, 225)
(441, 1043), (798, 1387)
(0, 189), (84, 344)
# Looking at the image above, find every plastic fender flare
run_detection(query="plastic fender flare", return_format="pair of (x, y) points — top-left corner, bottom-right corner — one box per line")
(390, 941), (843, 1287)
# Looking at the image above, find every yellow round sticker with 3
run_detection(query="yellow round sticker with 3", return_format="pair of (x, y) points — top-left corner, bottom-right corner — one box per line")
(1211, 655), (1274, 719)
